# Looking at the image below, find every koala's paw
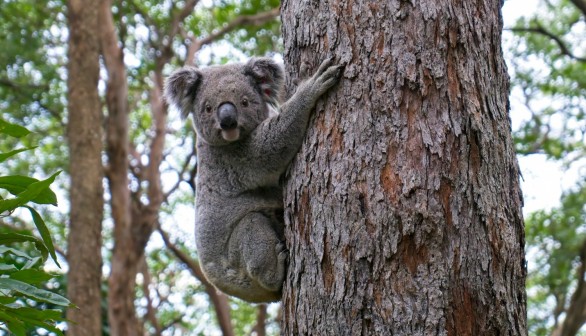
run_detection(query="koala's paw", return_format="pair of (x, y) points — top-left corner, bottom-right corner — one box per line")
(276, 241), (289, 265)
(311, 57), (344, 96)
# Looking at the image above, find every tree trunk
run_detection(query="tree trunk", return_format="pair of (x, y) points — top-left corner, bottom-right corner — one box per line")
(281, 1), (527, 335)
(98, 1), (140, 334)
(66, 0), (104, 334)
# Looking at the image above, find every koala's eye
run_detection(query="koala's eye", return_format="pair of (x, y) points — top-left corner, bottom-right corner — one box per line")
(241, 98), (249, 107)
(205, 104), (212, 113)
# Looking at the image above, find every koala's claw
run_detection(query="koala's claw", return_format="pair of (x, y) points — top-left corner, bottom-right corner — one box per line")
(316, 57), (335, 76)
(276, 242), (289, 263)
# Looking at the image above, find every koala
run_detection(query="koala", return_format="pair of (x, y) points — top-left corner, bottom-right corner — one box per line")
(164, 57), (343, 302)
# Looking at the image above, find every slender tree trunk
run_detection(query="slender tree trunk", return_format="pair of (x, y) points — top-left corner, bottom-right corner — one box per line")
(98, 1), (139, 334)
(281, 1), (527, 335)
(66, 0), (104, 334)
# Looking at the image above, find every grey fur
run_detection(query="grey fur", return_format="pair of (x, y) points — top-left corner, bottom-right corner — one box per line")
(164, 57), (343, 302)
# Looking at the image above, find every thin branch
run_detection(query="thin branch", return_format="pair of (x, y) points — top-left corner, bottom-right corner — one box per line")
(554, 238), (586, 336)
(569, 0), (586, 18)
(157, 225), (235, 336)
(507, 25), (586, 63)
(248, 304), (267, 336)
(0, 78), (50, 90)
(168, 0), (199, 39)
(158, 0), (200, 67)
(185, 7), (280, 66)
(160, 316), (185, 333)
(163, 147), (196, 201)
(139, 256), (162, 336)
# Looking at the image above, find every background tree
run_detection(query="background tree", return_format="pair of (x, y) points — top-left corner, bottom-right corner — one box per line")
(508, 0), (586, 335)
(280, 0), (526, 334)
(66, 0), (104, 334)
(2, 0), (283, 334)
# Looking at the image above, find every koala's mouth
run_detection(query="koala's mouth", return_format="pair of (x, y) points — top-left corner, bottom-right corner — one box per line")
(221, 128), (240, 142)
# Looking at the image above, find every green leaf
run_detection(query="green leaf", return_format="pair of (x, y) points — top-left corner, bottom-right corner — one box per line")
(0, 246), (34, 260)
(9, 269), (53, 285)
(0, 296), (16, 305)
(21, 256), (42, 270)
(0, 264), (18, 274)
(0, 171), (61, 213)
(0, 278), (71, 307)
(0, 147), (36, 164)
(23, 206), (60, 267)
(0, 175), (58, 205)
(8, 306), (64, 322)
(1, 306), (66, 336)
(2, 314), (26, 336)
(0, 119), (30, 138)
(0, 233), (48, 262)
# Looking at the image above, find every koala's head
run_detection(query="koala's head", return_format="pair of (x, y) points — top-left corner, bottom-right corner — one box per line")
(164, 58), (284, 146)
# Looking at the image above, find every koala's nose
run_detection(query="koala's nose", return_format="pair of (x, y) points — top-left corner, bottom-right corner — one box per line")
(218, 103), (238, 130)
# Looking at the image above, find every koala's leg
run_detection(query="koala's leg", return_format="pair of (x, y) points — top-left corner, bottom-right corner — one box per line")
(238, 212), (288, 292)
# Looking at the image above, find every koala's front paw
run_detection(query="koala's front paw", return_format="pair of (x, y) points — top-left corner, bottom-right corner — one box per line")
(311, 57), (344, 96)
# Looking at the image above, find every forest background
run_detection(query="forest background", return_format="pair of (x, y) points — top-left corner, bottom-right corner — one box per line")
(0, 0), (584, 335)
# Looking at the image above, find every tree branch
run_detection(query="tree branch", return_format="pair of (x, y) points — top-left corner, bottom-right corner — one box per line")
(249, 304), (267, 336)
(185, 7), (280, 66)
(158, 0), (200, 66)
(507, 25), (586, 63)
(163, 147), (196, 202)
(0, 78), (49, 90)
(569, 0), (586, 18)
(553, 238), (586, 336)
(157, 225), (235, 336)
(139, 256), (162, 336)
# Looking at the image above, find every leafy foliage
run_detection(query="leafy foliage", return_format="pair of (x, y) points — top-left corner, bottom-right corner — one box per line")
(509, 0), (586, 334)
(509, 0), (586, 160)
(0, 118), (70, 335)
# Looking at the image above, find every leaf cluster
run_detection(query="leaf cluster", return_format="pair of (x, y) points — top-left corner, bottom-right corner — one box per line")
(0, 118), (70, 335)
(509, 0), (586, 161)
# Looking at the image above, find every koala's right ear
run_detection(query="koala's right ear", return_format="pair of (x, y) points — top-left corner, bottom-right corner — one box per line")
(243, 58), (284, 108)
(164, 67), (202, 119)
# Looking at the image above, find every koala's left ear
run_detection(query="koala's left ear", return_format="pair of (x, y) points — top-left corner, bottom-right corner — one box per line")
(243, 58), (284, 107)
(164, 67), (202, 119)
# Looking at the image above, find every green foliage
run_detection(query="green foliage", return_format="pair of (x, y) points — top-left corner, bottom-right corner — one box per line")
(525, 180), (586, 335)
(0, 118), (70, 335)
(509, 0), (586, 334)
(509, 0), (586, 160)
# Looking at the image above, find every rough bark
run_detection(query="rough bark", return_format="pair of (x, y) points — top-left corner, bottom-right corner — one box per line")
(66, 0), (104, 334)
(281, 1), (526, 335)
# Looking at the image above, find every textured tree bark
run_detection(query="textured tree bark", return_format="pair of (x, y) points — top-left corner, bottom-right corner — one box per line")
(66, 0), (104, 334)
(281, 1), (527, 335)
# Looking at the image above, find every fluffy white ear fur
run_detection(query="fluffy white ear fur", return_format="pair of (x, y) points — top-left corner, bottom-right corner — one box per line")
(163, 67), (202, 119)
(267, 104), (280, 118)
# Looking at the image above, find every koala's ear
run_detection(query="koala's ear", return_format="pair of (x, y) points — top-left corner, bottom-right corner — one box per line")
(243, 58), (284, 107)
(164, 67), (202, 119)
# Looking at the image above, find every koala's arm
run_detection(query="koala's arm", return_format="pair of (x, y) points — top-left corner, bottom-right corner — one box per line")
(248, 58), (343, 166)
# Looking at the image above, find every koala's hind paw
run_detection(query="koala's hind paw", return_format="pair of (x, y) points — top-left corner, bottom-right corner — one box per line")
(276, 241), (289, 264)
